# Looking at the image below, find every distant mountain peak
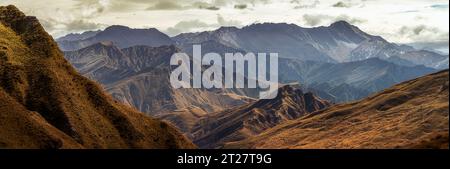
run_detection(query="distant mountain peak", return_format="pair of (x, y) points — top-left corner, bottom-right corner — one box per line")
(57, 30), (100, 42)
(104, 25), (131, 31)
(216, 26), (239, 33)
(329, 20), (365, 34)
(330, 20), (353, 28)
(57, 24), (175, 51)
(102, 25), (160, 33)
(243, 22), (299, 31)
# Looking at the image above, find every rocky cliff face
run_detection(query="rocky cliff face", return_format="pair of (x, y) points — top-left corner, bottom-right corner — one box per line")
(0, 5), (195, 149)
(191, 85), (331, 148)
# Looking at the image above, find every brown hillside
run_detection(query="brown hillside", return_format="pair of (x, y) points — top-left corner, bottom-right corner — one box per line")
(192, 85), (331, 148)
(225, 70), (449, 149)
(0, 5), (195, 149)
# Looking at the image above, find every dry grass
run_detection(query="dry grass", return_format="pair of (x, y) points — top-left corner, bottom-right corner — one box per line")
(0, 5), (195, 149)
(225, 70), (449, 149)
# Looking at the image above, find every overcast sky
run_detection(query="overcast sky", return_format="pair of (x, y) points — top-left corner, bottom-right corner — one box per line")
(1, 0), (449, 53)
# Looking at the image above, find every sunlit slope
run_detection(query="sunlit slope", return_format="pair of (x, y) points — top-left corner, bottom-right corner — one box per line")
(226, 70), (449, 149)
(0, 5), (195, 149)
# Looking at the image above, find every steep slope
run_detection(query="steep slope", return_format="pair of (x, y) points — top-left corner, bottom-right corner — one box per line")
(0, 5), (195, 149)
(57, 25), (174, 51)
(226, 70), (449, 149)
(64, 42), (253, 133)
(192, 85), (331, 148)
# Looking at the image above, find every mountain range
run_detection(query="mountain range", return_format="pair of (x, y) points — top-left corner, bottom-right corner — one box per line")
(172, 21), (448, 69)
(63, 42), (254, 133)
(58, 22), (446, 103)
(57, 25), (174, 51)
(56, 19), (448, 142)
(0, 5), (194, 149)
(2, 4), (447, 149)
(58, 22), (448, 70)
(279, 58), (437, 102)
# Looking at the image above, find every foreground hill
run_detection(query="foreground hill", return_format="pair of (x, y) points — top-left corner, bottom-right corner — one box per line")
(0, 5), (195, 149)
(192, 85), (331, 148)
(225, 70), (449, 149)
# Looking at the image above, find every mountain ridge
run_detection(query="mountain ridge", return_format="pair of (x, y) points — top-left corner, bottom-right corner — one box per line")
(0, 5), (195, 149)
(191, 85), (331, 148)
(225, 70), (449, 149)
(57, 25), (175, 51)
(64, 42), (253, 134)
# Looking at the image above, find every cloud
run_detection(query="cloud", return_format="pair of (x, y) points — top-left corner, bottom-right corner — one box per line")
(145, 0), (221, 11)
(302, 14), (366, 26)
(166, 20), (212, 36)
(291, 0), (320, 9)
(332, 1), (352, 8)
(192, 1), (221, 10)
(334, 15), (366, 25)
(64, 20), (104, 32)
(234, 4), (248, 10)
(39, 17), (104, 36)
(72, 0), (106, 18)
(217, 14), (242, 26)
(302, 14), (326, 26)
(430, 4), (449, 9)
(165, 14), (242, 36)
(398, 25), (449, 44)
(146, 1), (184, 10)
(200, 6), (220, 10)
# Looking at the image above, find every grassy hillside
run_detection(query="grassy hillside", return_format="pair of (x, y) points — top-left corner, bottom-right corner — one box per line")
(0, 5), (195, 149)
(226, 70), (449, 149)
